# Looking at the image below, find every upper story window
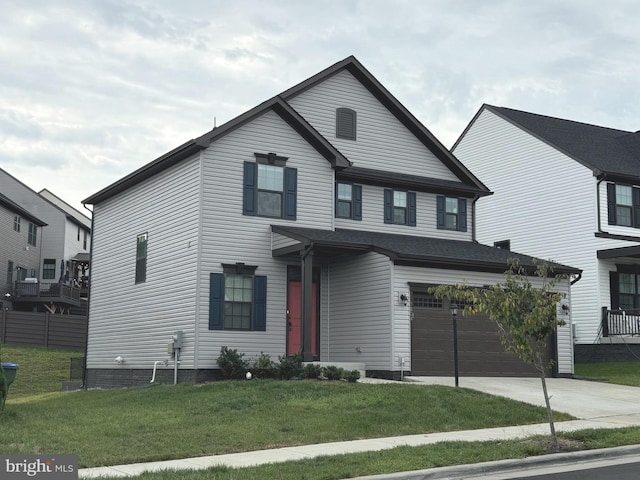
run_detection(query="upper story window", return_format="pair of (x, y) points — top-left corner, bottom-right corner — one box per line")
(335, 182), (362, 220)
(43, 259), (56, 280)
(336, 108), (356, 140)
(14, 216), (20, 232)
(83, 231), (88, 250)
(27, 223), (37, 246)
(209, 263), (267, 332)
(77, 226), (81, 241)
(7, 261), (13, 284)
(607, 183), (640, 228)
(244, 153), (297, 220)
(135, 233), (148, 284)
(384, 189), (416, 226)
(437, 196), (467, 232)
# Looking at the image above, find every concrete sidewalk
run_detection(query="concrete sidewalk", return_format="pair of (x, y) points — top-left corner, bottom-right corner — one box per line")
(79, 377), (640, 478)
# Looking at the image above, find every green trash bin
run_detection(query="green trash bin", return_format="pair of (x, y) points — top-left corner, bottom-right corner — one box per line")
(1, 362), (19, 410)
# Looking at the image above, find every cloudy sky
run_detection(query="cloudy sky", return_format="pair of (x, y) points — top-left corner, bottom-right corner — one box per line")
(1, 0), (638, 213)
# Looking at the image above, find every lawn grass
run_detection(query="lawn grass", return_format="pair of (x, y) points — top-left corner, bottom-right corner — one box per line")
(0, 344), (84, 396)
(100, 427), (640, 480)
(0, 380), (574, 468)
(574, 361), (640, 387)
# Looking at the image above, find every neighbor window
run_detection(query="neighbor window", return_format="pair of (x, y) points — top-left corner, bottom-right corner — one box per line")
(14, 216), (20, 232)
(335, 182), (362, 220)
(436, 196), (467, 232)
(77, 226), (81, 241)
(209, 263), (267, 331)
(243, 153), (297, 220)
(336, 107), (356, 140)
(83, 231), (88, 250)
(27, 222), (37, 246)
(43, 259), (56, 280)
(384, 189), (416, 226)
(608, 183), (640, 228)
(7, 261), (13, 285)
(610, 266), (640, 311)
(135, 233), (148, 284)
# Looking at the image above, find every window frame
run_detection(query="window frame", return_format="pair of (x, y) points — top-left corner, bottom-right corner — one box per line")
(384, 189), (416, 226)
(243, 153), (297, 220)
(43, 259), (56, 280)
(335, 182), (362, 220)
(608, 183), (640, 228)
(14, 216), (21, 232)
(27, 222), (37, 246)
(7, 261), (13, 285)
(436, 196), (467, 232)
(135, 233), (148, 284)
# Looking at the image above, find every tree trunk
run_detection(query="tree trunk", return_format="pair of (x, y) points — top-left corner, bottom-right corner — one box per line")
(540, 372), (558, 452)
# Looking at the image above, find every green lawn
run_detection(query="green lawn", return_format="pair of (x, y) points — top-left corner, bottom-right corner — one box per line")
(574, 361), (640, 387)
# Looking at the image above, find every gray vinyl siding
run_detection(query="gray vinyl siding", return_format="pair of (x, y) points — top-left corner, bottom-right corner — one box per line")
(271, 232), (301, 251)
(0, 205), (42, 293)
(453, 108), (600, 344)
(289, 70), (458, 181)
(335, 183), (473, 240)
(196, 110), (335, 367)
(326, 252), (392, 370)
(86, 154), (201, 370)
(394, 265), (574, 375)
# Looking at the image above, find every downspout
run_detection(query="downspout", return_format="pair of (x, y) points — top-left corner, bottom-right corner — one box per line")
(81, 203), (94, 390)
(471, 195), (480, 242)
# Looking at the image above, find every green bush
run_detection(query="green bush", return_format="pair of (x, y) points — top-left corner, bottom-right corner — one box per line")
(323, 365), (345, 381)
(217, 346), (248, 380)
(345, 369), (361, 383)
(250, 352), (277, 379)
(303, 363), (323, 379)
(278, 354), (303, 380)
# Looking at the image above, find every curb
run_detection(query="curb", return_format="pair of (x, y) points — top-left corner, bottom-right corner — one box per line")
(349, 444), (640, 480)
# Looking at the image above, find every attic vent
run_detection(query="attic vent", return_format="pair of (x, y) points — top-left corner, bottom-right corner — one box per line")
(336, 108), (356, 140)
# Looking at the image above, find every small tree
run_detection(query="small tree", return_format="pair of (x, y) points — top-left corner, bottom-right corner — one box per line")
(429, 259), (567, 452)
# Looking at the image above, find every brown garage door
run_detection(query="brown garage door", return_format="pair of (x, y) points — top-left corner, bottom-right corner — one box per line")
(411, 293), (554, 377)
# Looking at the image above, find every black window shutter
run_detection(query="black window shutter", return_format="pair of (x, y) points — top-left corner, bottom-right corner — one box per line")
(284, 167), (297, 220)
(633, 187), (640, 228)
(209, 273), (224, 330)
(407, 192), (417, 226)
(458, 198), (467, 232)
(383, 189), (393, 224)
(243, 162), (257, 216)
(253, 275), (267, 331)
(609, 271), (620, 310)
(607, 183), (616, 225)
(436, 196), (445, 229)
(334, 183), (338, 219)
(353, 184), (362, 221)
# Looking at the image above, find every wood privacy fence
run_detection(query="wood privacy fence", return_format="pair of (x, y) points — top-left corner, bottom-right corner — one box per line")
(0, 310), (87, 349)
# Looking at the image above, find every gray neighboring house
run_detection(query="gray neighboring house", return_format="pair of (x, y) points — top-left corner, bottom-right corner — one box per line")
(83, 57), (579, 388)
(1, 168), (91, 313)
(453, 104), (640, 346)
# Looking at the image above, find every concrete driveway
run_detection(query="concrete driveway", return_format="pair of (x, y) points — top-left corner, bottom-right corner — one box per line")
(407, 376), (640, 426)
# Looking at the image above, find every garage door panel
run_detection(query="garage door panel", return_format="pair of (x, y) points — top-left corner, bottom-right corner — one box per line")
(411, 293), (551, 377)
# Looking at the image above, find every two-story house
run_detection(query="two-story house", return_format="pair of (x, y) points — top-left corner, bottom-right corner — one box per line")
(83, 57), (579, 388)
(453, 104), (640, 347)
(0, 168), (91, 313)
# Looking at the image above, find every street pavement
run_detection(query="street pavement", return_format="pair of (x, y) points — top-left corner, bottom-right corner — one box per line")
(78, 376), (640, 478)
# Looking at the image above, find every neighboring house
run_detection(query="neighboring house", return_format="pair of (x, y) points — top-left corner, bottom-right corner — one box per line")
(0, 192), (47, 304)
(0, 168), (91, 313)
(83, 57), (579, 388)
(453, 104), (640, 345)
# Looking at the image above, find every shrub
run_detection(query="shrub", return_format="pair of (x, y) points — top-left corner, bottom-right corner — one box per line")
(323, 365), (345, 381)
(303, 363), (323, 379)
(217, 346), (248, 380)
(345, 369), (361, 383)
(250, 352), (277, 379)
(277, 354), (303, 380)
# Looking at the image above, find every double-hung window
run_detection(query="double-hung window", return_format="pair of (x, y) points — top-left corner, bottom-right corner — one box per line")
(611, 266), (640, 311)
(436, 196), (467, 232)
(135, 233), (148, 284)
(43, 259), (56, 280)
(209, 263), (267, 331)
(607, 183), (640, 228)
(27, 223), (37, 246)
(14, 216), (20, 232)
(335, 182), (362, 220)
(384, 189), (416, 226)
(243, 153), (297, 220)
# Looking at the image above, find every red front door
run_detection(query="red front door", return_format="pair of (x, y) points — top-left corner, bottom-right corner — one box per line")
(287, 280), (318, 356)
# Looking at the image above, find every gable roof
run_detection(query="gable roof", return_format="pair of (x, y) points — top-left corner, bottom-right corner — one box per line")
(85, 56), (490, 205)
(282, 56), (489, 193)
(272, 225), (580, 276)
(462, 105), (640, 182)
(0, 192), (47, 226)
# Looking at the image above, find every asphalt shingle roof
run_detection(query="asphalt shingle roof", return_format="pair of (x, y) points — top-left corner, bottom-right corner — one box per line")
(272, 225), (580, 275)
(487, 105), (640, 180)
